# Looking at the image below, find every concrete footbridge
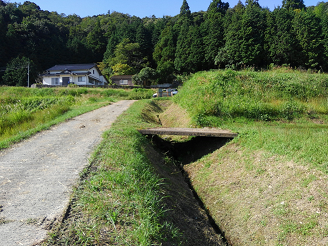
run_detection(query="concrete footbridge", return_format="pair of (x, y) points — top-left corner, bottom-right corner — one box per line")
(138, 127), (238, 138)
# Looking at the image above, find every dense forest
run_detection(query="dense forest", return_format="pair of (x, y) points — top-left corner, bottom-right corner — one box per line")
(1, 0), (328, 86)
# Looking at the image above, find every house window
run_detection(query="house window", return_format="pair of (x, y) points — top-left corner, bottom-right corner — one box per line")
(51, 78), (59, 85)
(78, 76), (86, 82)
(120, 79), (128, 85)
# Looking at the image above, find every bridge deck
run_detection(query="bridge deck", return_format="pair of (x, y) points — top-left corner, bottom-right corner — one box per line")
(138, 127), (238, 138)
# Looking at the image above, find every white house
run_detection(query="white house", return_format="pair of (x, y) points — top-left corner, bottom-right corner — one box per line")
(41, 63), (108, 86)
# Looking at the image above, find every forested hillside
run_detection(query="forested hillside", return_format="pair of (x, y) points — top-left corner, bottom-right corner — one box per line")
(1, 0), (328, 86)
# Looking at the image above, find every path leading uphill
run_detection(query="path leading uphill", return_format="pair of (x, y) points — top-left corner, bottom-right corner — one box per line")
(0, 100), (135, 246)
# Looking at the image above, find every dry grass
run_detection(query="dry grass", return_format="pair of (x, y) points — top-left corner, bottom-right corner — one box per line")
(158, 100), (192, 128)
(156, 100), (193, 141)
(185, 143), (328, 245)
(155, 100), (328, 245)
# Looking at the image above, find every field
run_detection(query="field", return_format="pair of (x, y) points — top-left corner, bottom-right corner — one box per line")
(173, 68), (328, 245)
(0, 86), (153, 149)
(2, 68), (328, 245)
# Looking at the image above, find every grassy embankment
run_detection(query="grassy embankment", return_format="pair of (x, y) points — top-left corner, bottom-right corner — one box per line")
(173, 68), (328, 245)
(0, 86), (152, 149)
(1, 87), (215, 245)
(4, 68), (328, 245)
(45, 100), (187, 245)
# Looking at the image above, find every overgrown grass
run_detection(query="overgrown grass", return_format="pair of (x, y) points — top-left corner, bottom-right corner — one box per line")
(173, 68), (328, 245)
(0, 86), (153, 149)
(174, 69), (328, 173)
(46, 100), (181, 245)
(174, 69), (328, 125)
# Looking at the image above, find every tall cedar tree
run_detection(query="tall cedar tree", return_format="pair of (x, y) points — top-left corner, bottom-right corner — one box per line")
(188, 25), (205, 72)
(153, 23), (176, 82)
(175, 0), (193, 73)
(282, 0), (305, 10)
(222, 1), (245, 67)
(175, 21), (192, 73)
(321, 5), (328, 70)
(240, 0), (266, 67)
(203, 0), (229, 69)
(180, 0), (191, 19)
(265, 7), (298, 66)
(136, 24), (152, 66)
(292, 9), (323, 69)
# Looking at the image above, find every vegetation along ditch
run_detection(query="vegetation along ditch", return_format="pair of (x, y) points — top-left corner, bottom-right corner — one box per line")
(148, 134), (233, 244)
(45, 68), (328, 245)
(44, 99), (227, 245)
(3, 67), (328, 245)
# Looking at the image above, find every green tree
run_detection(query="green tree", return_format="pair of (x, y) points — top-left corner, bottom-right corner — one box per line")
(265, 7), (299, 66)
(86, 19), (106, 61)
(292, 8), (322, 69)
(282, 0), (305, 10)
(136, 24), (152, 65)
(104, 38), (142, 77)
(153, 23), (176, 81)
(220, 1), (245, 67)
(240, 0), (266, 67)
(111, 63), (135, 75)
(18, 1), (41, 17)
(180, 0), (191, 19)
(103, 27), (121, 60)
(174, 21), (191, 73)
(2, 56), (36, 86)
(203, 0), (229, 69)
(187, 25), (205, 72)
(67, 37), (91, 64)
(132, 67), (157, 86)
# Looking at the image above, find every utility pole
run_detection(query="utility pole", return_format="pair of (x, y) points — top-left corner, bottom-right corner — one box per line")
(27, 62), (30, 87)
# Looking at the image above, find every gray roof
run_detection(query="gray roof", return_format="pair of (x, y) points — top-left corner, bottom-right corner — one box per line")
(47, 64), (96, 71)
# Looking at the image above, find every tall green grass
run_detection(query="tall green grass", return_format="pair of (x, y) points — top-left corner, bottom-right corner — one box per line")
(174, 69), (328, 125)
(0, 86), (152, 149)
(174, 69), (328, 173)
(46, 100), (181, 245)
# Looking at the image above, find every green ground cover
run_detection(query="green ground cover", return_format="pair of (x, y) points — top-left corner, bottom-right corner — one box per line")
(173, 69), (328, 245)
(4, 67), (328, 245)
(46, 100), (183, 245)
(174, 69), (328, 173)
(0, 86), (153, 149)
(175, 69), (328, 124)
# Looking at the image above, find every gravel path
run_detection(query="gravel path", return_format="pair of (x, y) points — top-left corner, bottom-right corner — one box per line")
(0, 100), (135, 246)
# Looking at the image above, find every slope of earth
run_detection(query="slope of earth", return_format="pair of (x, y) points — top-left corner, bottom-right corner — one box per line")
(157, 100), (328, 245)
(185, 143), (328, 245)
(0, 100), (135, 246)
(44, 100), (227, 245)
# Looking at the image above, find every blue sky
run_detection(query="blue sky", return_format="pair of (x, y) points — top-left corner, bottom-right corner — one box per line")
(14, 0), (322, 18)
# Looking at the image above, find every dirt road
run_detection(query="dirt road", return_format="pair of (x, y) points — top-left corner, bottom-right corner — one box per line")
(0, 100), (135, 246)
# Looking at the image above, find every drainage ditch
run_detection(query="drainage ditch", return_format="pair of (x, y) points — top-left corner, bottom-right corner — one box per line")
(147, 135), (233, 245)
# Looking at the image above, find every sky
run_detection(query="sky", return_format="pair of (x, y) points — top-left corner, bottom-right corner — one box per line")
(11, 0), (323, 18)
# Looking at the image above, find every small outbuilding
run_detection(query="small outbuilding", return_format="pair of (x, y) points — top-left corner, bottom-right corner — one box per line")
(110, 75), (134, 86)
(40, 63), (108, 86)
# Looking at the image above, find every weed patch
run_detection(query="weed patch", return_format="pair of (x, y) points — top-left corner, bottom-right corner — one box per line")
(0, 86), (153, 150)
(45, 101), (182, 245)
